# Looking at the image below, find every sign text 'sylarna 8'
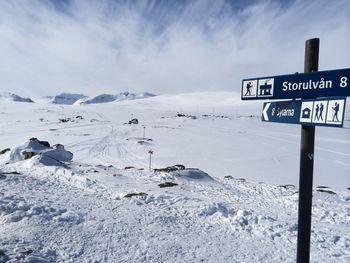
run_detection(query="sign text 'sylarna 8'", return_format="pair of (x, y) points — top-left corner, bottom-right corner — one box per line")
(242, 68), (350, 100)
(261, 97), (346, 127)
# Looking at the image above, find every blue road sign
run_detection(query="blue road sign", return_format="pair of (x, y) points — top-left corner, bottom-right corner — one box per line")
(242, 68), (350, 100)
(262, 97), (347, 127)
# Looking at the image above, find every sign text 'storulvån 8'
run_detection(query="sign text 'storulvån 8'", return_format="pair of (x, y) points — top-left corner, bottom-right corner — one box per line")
(242, 68), (350, 100)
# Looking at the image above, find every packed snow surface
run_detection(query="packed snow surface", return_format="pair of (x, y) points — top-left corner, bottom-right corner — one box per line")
(0, 92), (349, 262)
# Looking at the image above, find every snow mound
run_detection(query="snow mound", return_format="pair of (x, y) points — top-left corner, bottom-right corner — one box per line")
(0, 138), (73, 166)
(0, 92), (33, 103)
(74, 92), (156, 105)
(50, 93), (87, 105)
(198, 203), (265, 230)
(174, 168), (214, 181)
(199, 203), (236, 218)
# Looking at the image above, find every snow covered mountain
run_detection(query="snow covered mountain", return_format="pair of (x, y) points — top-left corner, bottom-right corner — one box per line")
(74, 92), (156, 105)
(0, 92), (33, 103)
(32, 92), (156, 105)
(0, 92), (348, 262)
(50, 93), (87, 105)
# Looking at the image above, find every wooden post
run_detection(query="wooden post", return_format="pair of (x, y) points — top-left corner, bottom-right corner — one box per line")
(297, 38), (319, 263)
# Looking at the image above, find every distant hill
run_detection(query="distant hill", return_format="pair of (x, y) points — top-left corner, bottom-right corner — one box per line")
(50, 93), (88, 105)
(2, 91), (156, 105)
(74, 92), (156, 105)
(0, 92), (33, 103)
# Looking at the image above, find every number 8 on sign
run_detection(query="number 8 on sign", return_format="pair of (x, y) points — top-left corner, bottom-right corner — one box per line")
(340, 77), (347, 88)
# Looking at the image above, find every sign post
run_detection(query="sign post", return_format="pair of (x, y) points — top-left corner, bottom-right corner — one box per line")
(241, 38), (349, 262)
(297, 38), (319, 263)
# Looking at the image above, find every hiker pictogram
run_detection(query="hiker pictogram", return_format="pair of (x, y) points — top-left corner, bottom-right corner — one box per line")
(242, 80), (257, 98)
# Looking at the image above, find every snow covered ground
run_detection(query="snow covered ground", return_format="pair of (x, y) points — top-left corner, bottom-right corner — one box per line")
(0, 92), (349, 262)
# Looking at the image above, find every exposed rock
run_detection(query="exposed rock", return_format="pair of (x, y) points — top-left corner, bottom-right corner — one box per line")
(316, 189), (336, 195)
(278, 184), (295, 189)
(316, 186), (336, 195)
(59, 118), (71, 123)
(124, 192), (147, 198)
(0, 249), (10, 262)
(174, 164), (185, 170)
(128, 118), (139, 125)
(176, 113), (197, 119)
(22, 151), (37, 160)
(158, 182), (178, 188)
(154, 165), (185, 173)
(0, 148), (10, 155)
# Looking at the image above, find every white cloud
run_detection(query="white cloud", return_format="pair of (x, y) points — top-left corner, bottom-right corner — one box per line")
(0, 0), (349, 96)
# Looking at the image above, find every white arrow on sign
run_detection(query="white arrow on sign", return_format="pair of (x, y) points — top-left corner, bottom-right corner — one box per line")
(262, 103), (271, 121)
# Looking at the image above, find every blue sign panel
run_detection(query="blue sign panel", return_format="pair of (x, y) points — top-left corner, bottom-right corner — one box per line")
(262, 97), (346, 127)
(242, 68), (350, 100)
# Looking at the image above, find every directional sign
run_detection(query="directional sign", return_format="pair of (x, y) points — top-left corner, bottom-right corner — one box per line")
(262, 97), (346, 127)
(242, 68), (350, 100)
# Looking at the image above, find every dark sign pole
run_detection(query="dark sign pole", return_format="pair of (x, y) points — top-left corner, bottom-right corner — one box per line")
(297, 38), (319, 263)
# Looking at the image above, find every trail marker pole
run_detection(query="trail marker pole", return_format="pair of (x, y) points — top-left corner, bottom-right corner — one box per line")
(148, 150), (153, 171)
(297, 38), (319, 263)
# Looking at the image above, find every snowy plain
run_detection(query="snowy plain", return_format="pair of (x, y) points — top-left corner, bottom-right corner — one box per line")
(0, 92), (349, 262)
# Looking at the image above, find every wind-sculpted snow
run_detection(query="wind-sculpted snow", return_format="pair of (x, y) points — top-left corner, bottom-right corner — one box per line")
(0, 92), (349, 262)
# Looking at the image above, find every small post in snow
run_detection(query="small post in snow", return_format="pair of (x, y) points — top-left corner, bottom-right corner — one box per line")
(142, 125), (146, 139)
(148, 150), (153, 171)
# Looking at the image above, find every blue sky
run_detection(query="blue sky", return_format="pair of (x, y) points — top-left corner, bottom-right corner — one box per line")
(0, 0), (349, 96)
